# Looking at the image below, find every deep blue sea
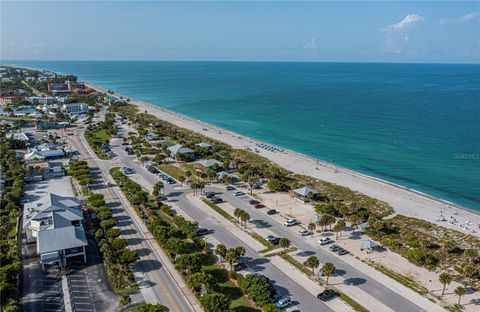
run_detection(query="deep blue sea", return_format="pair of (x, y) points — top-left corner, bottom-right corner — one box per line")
(7, 61), (480, 211)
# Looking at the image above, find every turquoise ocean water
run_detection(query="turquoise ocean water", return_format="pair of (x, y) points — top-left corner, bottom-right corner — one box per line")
(8, 61), (480, 211)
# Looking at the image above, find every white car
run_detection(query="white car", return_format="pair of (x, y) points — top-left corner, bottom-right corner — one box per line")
(233, 191), (245, 196)
(275, 296), (291, 308)
(317, 237), (334, 245)
(298, 229), (312, 236)
(283, 219), (299, 227)
(120, 167), (135, 174)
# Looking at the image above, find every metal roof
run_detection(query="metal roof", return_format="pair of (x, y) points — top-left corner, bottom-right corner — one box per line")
(37, 226), (87, 254)
(293, 186), (319, 197)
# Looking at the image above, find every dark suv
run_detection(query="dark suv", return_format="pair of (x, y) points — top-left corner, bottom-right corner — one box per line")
(317, 289), (337, 301)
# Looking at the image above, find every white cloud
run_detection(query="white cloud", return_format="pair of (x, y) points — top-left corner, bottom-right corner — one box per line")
(387, 14), (424, 31)
(438, 11), (479, 26)
(303, 38), (317, 51)
(460, 12), (479, 22)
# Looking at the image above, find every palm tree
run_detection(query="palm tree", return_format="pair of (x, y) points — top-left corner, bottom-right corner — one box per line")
(240, 211), (250, 228)
(179, 175), (186, 186)
(247, 177), (256, 195)
(215, 244), (227, 262)
(454, 286), (466, 305)
(322, 262), (336, 285)
(303, 256), (319, 275)
(335, 219), (346, 238)
(279, 238), (290, 250)
(233, 208), (243, 223)
(439, 272), (452, 295)
(308, 222), (316, 233)
(153, 181), (164, 196)
(185, 171), (192, 179)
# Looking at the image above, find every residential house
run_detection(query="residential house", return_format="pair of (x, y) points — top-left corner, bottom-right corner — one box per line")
(36, 120), (69, 130)
(196, 142), (213, 149)
(25, 143), (65, 162)
(28, 96), (56, 105)
(0, 95), (24, 105)
(145, 132), (160, 141)
(48, 82), (71, 96)
(167, 144), (195, 161)
(194, 159), (222, 171)
(23, 193), (87, 269)
(61, 103), (89, 114)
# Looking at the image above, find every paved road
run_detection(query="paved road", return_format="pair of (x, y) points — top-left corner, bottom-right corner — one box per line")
(111, 120), (429, 312)
(209, 188), (427, 312)
(110, 136), (336, 312)
(68, 126), (195, 312)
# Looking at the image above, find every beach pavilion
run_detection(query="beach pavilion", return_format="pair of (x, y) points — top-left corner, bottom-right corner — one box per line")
(361, 239), (379, 253)
(293, 186), (319, 202)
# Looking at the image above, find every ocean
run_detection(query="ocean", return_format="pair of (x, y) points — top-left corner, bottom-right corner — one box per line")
(7, 61), (480, 211)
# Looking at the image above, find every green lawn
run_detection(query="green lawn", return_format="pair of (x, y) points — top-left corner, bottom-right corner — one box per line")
(201, 256), (258, 312)
(158, 164), (187, 181)
(91, 128), (110, 141)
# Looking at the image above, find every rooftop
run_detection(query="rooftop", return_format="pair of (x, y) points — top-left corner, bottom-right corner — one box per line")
(37, 226), (87, 254)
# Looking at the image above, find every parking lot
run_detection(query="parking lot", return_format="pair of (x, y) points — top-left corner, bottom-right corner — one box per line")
(21, 236), (119, 312)
(67, 260), (95, 312)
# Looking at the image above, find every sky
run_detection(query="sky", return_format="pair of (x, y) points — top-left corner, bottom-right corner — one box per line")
(1, 1), (479, 63)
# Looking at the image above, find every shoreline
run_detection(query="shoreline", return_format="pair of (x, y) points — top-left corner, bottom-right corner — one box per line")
(9, 63), (477, 213)
(82, 81), (480, 238)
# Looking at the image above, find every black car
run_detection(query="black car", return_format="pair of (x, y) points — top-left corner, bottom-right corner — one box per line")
(195, 228), (209, 236)
(233, 262), (247, 271)
(205, 192), (216, 199)
(266, 235), (280, 245)
(266, 209), (278, 215)
(249, 199), (260, 205)
(329, 244), (341, 252)
(317, 289), (337, 301)
(337, 248), (349, 255)
(211, 197), (223, 204)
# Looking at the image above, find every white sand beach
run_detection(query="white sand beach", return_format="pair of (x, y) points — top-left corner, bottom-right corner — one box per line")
(87, 82), (480, 238)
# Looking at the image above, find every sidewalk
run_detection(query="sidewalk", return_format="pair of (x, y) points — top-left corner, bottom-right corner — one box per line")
(107, 180), (202, 312)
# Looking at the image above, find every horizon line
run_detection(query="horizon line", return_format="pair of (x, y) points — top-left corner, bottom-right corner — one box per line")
(2, 59), (480, 66)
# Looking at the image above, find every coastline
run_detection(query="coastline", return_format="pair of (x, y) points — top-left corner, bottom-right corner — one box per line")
(86, 81), (477, 237)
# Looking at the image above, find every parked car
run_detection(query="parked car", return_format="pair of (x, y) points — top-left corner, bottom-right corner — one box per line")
(104, 181), (113, 187)
(266, 209), (278, 215)
(337, 248), (349, 255)
(225, 185), (235, 191)
(120, 167), (135, 174)
(233, 191), (245, 196)
(283, 219), (299, 227)
(329, 244), (341, 252)
(254, 204), (265, 209)
(266, 235), (280, 245)
(317, 237), (334, 246)
(211, 197), (223, 204)
(233, 262), (247, 271)
(249, 199), (260, 205)
(317, 289), (337, 301)
(205, 192), (216, 199)
(275, 296), (291, 308)
(298, 229), (312, 236)
(195, 228), (209, 236)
